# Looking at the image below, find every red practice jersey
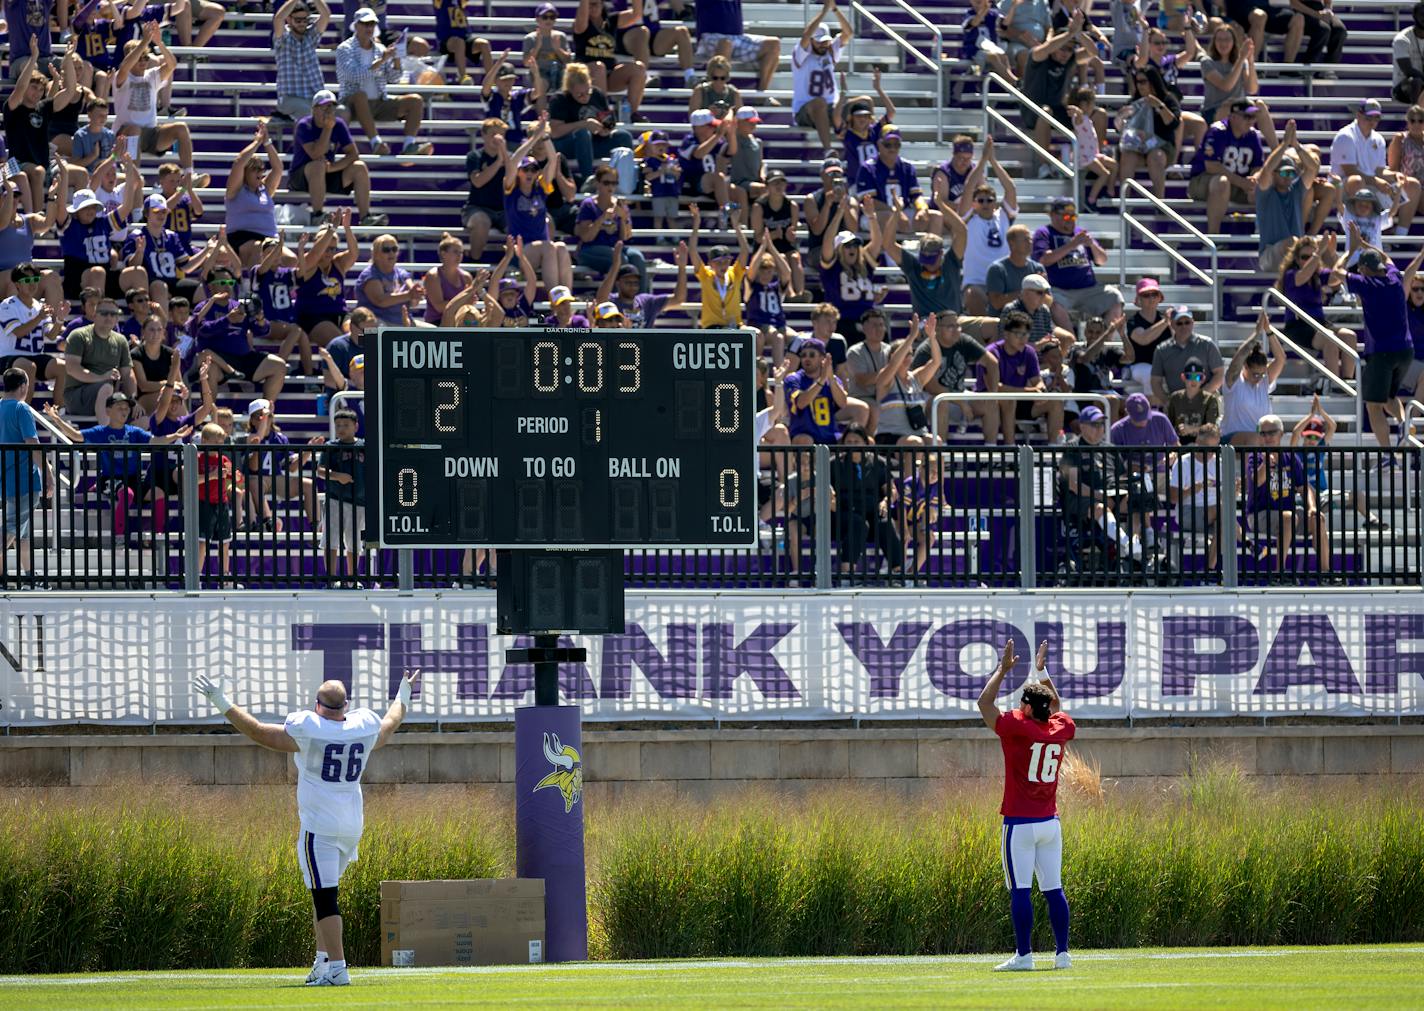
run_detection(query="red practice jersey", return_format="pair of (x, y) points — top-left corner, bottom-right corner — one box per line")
(995, 709), (1076, 819)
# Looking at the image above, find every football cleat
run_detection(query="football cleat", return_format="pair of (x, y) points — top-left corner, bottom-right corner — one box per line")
(1055, 951), (1072, 970)
(306, 965), (350, 986)
(994, 954), (1034, 972)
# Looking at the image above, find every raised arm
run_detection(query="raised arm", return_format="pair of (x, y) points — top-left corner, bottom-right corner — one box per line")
(976, 638), (1017, 730)
(193, 675), (300, 752)
(375, 669), (421, 748)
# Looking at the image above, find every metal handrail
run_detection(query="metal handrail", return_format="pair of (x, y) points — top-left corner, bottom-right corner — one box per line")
(848, 1), (944, 143)
(34, 408), (73, 445)
(1117, 178), (1219, 341)
(931, 392), (1113, 444)
(981, 73), (1078, 195)
(329, 391), (365, 441)
(1260, 287), (1362, 430)
(1405, 399), (1424, 449)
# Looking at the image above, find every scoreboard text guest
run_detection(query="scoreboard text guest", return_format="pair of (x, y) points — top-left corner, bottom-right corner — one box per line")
(368, 329), (758, 549)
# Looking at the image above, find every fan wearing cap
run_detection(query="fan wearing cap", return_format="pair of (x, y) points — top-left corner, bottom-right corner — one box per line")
(481, 53), (542, 147)
(485, 239), (538, 327)
(1122, 276), (1171, 391)
(592, 300), (628, 329)
(543, 285), (589, 329)
(688, 203), (751, 328)
(75, 390), (190, 543)
(791, 2), (851, 151)
(118, 194), (192, 304)
(522, 4), (573, 95)
(592, 239), (688, 328)
(572, 0), (648, 121)
(1165, 356), (1222, 446)
(932, 135), (978, 213)
(750, 169), (805, 295)
(1332, 97), (1422, 236)
(508, 123), (576, 295)
(884, 193), (965, 317)
(1346, 222), (1416, 449)
(636, 129), (681, 231)
(678, 108), (742, 228)
(1058, 402), (1144, 559)
(1339, 187), (1391, 269)
(1256, 123), (1330, 274)
(1188, 99), (1265, 233)
(55, 164), (142, 302)
(0, 263), (68, 410)
(288, 89), (382, 226)
(1022, 18), (1082, 176)
(854, 122), (933, 234)
(729, 105), (766, 210)
(839, 74), (895, 174)
(1149, 306), (1225, 402)
(818, 193), (884, 345)
(243, 397), (319, 534)
(334, 8), (435, 161)
(1032, 196), (1122, 325)
(189, 265), (288, 409)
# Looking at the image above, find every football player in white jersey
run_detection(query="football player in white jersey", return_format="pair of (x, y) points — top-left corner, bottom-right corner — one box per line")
(195, 668), (421, 987)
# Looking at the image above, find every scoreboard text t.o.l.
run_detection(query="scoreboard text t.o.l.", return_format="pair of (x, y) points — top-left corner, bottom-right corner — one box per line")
(367, 328), (758, 549)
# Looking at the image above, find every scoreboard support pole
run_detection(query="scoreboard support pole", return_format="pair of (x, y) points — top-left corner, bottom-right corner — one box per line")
(512, 655), (589, 963)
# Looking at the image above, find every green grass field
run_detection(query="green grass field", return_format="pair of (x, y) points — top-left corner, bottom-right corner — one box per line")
(1, 945), (1421, 1010)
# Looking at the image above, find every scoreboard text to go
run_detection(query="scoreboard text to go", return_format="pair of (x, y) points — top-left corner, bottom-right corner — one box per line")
(370, 329), (758, 549)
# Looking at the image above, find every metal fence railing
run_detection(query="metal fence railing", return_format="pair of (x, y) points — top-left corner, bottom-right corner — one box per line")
(0, 442), (1417, 591)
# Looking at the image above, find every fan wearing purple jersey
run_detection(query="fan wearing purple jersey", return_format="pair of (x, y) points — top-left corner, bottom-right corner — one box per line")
(481, 54), (543, 146)
(745, 230), (794, 364)
(434, 0), (493, 86)
(55, 157), (142, 301)
(784, 337), (849, 445)
(678, 109), (741, 226)
(853, 125), (937, 234)
(1189, 99), (1266, 233)
(119, 194), (193, 304)
(73, 0), (122, 99)
(931, 135), (977, 216)
(839, 78), (894, 174)
(818, 192), (885, 346)
(249, 235), (312, 377)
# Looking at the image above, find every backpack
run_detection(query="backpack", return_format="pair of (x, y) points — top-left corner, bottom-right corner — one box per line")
(607, 147), (638, 195)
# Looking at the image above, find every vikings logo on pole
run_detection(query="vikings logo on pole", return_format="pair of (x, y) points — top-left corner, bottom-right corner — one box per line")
(533, 732), (583, 813)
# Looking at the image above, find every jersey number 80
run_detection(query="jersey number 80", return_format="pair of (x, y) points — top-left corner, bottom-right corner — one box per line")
(320, 741), (365, 782)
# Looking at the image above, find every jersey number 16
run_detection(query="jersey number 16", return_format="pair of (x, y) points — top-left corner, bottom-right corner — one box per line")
(1026, 742), (1061, 784)
(321, 742), (365, 783)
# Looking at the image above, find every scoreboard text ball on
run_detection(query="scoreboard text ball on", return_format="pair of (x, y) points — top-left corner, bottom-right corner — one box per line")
(368, 327), (759, 549)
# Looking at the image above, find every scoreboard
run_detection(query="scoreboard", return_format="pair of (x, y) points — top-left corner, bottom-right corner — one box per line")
(367, 328), (758, 549)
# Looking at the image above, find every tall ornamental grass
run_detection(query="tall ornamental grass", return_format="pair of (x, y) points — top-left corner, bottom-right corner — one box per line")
(0, 769), (1420, 970)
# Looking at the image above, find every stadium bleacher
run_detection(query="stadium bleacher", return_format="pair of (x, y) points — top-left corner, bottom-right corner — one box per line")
(0, 0), (1421, 589)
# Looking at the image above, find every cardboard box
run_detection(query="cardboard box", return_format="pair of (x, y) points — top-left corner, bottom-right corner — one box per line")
(380, 879), (545, 967)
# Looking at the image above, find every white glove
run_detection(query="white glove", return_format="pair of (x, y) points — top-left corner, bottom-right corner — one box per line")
(194, 673), (232, 713)
(396, 668), (420, 707)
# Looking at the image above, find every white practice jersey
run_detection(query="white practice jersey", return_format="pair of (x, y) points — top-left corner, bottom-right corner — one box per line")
(284, 707), (382, 838)
(791, 40), (842, 115)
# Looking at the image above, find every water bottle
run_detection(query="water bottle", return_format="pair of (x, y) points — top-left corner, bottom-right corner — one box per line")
(619, 98), (632, 124)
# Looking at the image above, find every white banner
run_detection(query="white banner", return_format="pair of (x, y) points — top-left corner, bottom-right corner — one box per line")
(0, 592), (1421, 724)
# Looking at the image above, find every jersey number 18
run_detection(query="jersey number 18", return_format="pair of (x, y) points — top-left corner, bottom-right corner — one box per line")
(320, 741), (365, 782)
(1026, 742), (1061, 783)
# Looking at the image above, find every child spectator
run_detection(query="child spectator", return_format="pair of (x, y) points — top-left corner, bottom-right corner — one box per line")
(481, 53), (541, 145)
(963, 0), (1015, 83)
(1168, 421), (1221, 570)
(314, 408), (366, 586)
(750, 169), (804, 297)
(678, 109), (740, 228)
(638, 129), (681, 231)
(745, 232), (793, 364)
(1065, 87), (1114, 212)
(69, 391), (191, 544)
(839, 73), (895, 172)
(69, 99), (116, 170)
(1166, 357), (1222, 445)
(523, 3), (573, 93)
(194, 421), (234, 583)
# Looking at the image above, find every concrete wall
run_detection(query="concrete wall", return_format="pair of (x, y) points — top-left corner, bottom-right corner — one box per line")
(3, 727), (1421, 803)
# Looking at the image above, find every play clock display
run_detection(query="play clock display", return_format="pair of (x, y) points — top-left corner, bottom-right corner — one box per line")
(367, 328), (758, 548)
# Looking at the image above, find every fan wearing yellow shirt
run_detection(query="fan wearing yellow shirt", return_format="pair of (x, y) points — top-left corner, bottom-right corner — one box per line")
(689, 203), (750, 329)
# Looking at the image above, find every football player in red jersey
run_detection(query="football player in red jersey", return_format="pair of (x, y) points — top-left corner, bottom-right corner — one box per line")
(977, 637), (1075, 972)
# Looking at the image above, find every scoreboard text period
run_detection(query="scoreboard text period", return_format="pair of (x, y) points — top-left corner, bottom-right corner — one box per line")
(368, 327), (758, 548)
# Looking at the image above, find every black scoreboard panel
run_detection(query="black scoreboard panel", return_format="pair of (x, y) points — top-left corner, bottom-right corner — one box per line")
(368, 327), (758, 548)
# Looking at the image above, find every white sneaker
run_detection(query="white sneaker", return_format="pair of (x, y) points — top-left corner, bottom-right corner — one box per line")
(304, 958), (327, 984)
(1055, 951), (1072, 970)
(993, 953), (1034, 972)
(306, 964), (350, 986)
